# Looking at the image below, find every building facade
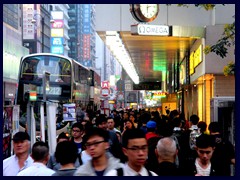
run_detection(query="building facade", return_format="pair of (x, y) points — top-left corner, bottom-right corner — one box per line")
(3, 4), (29, 105)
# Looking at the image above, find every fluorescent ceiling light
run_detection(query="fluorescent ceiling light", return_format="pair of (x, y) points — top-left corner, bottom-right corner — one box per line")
(106, 31), (139, 84)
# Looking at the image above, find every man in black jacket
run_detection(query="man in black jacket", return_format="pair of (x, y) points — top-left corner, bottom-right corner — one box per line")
(183, 134), (220, 176)
(155, 137), (182, 176)
(208, 122), (235, 176)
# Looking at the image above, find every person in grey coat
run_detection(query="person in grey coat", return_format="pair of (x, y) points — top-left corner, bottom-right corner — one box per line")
(74, 127), (123, 176)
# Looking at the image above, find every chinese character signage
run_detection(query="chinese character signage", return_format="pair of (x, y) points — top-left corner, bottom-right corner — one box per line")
(51, 37), (63, 46)
(50, 11), (64, 55)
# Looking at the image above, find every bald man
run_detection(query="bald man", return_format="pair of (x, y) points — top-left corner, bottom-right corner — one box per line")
(155, 137), (181, 176)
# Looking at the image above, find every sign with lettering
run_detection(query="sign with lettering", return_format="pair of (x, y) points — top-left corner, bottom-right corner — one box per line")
(51, 37), (63, 46)
(131, 24), (171, 36)
(51, 46), (64, 54)
(133, 82), (162, 90)
(189, 45), (202, 75)
(51, 20), (64, 28)
(51, 29), (64, 37)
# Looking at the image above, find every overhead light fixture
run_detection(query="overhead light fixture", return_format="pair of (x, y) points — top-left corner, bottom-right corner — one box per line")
(106, 31), (139, 84)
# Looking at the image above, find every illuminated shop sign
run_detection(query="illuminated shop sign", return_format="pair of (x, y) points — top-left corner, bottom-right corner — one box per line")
(51, 20), (64, 28)
(51, 46), (64, 54)
(131, 24), (171, 36)
(51, 11), (64, 20)
(51, 29), (64, 37)
(189, 45), (202, 75)
(51, 37), (63, 46)
(50, 11), (64, 55)
(145, 91), (167, 100)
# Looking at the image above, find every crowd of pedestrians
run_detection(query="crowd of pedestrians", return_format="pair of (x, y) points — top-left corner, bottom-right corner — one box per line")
(3, 108), (235, 176)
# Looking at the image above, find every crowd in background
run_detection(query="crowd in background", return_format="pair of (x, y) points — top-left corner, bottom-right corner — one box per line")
(3, 107), (235, 176)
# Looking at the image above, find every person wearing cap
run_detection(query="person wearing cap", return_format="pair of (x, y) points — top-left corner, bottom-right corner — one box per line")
(145, 121), (159, 141)
(3, 131), (34, 176)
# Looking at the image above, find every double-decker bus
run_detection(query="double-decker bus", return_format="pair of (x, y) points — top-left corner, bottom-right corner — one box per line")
(15, 53), (94, 134)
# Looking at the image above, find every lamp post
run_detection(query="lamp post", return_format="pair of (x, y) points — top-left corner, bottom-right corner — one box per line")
(32, 14), (54, 53)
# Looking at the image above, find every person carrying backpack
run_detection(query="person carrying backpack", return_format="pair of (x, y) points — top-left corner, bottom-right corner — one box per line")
(180, 114), (200, 168)
(189, 115), (201, 150)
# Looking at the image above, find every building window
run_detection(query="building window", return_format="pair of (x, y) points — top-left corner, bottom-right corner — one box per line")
(3, 4), (18, 29)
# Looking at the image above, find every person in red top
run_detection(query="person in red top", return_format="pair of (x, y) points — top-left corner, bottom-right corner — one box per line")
(145, 121), (159, 141)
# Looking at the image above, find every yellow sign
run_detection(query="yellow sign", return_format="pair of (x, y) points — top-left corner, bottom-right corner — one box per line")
(51, 29), (64, 37)
(189, 52), (194, 75)
(189, 45), (202, 75)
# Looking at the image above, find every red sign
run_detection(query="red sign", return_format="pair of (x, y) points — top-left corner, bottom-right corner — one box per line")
(51, 20), (64, 28)
(101, 81), (109, 89)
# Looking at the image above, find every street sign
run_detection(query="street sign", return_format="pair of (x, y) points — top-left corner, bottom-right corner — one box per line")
(101, 89), (109, 96)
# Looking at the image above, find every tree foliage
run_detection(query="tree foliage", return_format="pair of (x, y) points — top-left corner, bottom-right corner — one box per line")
(173, 4), (235, 76)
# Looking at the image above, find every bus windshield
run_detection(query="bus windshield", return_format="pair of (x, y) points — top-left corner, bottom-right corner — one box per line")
(21, 55), (71, 83)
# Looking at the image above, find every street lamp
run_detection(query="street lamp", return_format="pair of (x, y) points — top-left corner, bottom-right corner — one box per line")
(32, 14), (54, 53)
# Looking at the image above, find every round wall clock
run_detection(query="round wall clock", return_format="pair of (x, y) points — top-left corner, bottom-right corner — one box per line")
(130, 4), (159, 23)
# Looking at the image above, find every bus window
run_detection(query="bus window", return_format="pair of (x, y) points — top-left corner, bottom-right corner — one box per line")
(62, 70), (71, 83)
(21, 58), (38, 81)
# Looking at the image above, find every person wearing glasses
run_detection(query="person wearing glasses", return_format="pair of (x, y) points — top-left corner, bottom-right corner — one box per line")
(71, 122), (84, 154)
(105, 129), (157, 176)
(74, 127), (123, 176)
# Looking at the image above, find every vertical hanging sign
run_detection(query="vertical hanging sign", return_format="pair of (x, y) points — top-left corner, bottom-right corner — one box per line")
(50, 11), (64, 55)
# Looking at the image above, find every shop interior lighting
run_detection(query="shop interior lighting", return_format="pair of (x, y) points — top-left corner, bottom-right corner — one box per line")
(106, 31), (139, 84)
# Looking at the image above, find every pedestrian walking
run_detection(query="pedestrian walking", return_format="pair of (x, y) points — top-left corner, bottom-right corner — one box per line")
(74, 127), (122, 176)
(105, 129), (157, 176)
(155, 137), (182, 176)
(52, 141), (78, 176)
(208, 122), (235, 176)
(182, 134), (219, 176)
(17, 141), (55, 176)
(3, 131), (33, 176)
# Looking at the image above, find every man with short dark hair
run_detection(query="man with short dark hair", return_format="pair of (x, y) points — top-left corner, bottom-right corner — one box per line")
(180, 114), (201, 168)
(96, 114), (123, 161)
(183, 134), (219, 176)
(107, 117), (120, 133)
(3, 132), (33, 176)
(52, 141), (78, 176)
(105, 129), (157, 176)
(71, 122), (84, 154)
(74, 128), (122, 176)
(208, 122), (235, 176)
(17, 141), (55, 176)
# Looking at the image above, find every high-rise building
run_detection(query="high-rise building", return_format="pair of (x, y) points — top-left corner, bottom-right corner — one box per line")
(68, 4), (79, 60)
(68, 4), (96, 68)
(22, 4), (52, 53)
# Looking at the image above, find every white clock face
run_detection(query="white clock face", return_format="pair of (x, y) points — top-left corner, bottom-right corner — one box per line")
(140, 4), (158, 18)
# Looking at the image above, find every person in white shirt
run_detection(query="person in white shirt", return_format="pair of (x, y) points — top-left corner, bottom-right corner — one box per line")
(17, 141), (55, 176)
(105, 129), (157, 176)
(3, 131), (34, 176)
